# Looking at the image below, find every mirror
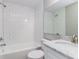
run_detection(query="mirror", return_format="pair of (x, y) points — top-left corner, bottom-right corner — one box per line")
(43, 0), (78, 37)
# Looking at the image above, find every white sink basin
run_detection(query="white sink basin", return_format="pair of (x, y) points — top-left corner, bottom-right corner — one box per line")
(51, 39), (77, 46)
(53, 40), (78, 59)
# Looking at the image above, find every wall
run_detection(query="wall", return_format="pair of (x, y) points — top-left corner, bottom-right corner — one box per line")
(66, 2), (78, 36)
(44, 11), (54, 33)
(44, 0), (59, 8)
(34, 0), (44, 46)
(0, 0), (2, 38)
(3, 2), (35, 45)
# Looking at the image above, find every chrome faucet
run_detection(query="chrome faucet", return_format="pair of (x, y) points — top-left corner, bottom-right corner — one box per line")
(0, 37), (6, 47)
(0, 43), (6, 46)
(72, 34), (78, 43)
(0, 37), (3, 41)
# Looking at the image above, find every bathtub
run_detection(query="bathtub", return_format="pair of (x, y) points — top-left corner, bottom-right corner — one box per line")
(0, 43), (41, 59)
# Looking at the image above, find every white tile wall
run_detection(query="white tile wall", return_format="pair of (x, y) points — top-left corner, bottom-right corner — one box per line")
(0, 1), (44, 46)
(3, 2), (35, 45)
(0, 0), (2, 38)
(34, 0), (44, 46)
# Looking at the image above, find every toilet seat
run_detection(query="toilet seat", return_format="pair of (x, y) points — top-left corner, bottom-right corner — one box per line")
(28, 50), (44, 59)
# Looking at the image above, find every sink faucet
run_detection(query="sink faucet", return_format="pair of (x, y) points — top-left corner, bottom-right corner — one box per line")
(56, 33), (61, 39)
(72, 34), (78, 43)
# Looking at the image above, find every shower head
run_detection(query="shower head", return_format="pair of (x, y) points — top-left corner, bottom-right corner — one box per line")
(0, 2), (6, 7)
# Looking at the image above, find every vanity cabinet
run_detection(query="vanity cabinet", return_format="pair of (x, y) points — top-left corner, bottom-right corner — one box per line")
(42, 44), (72, 59)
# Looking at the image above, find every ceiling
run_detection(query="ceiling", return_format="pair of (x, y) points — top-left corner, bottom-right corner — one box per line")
(45, 0), (78, 12)
(4, 0), (78, 10)
(4, 0), (41, 8)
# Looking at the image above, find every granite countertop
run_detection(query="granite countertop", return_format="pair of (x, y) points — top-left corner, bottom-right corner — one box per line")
(42, 39), (78, 59)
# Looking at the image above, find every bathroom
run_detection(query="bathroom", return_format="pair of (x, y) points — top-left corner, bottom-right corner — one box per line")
(0, 0), (78, 59)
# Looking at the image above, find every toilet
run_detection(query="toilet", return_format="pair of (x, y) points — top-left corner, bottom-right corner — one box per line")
(28, 50), (44, 59)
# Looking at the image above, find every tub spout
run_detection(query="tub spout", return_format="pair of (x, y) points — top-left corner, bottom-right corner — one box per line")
(0, 43), (6, 47)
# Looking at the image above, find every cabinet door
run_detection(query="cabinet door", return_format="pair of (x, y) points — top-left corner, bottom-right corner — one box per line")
(42, 44), (72, 59)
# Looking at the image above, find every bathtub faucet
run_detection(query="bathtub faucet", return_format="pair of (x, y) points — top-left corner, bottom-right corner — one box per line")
(0, 43), (6, 47)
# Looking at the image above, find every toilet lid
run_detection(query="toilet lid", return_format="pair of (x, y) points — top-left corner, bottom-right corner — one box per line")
(28, 50), (44, 58)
